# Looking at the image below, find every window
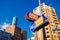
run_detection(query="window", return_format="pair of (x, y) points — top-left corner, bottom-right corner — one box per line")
(59, 36), (60, 40)
(51, 24), (53, 26)
(58, 32), (60, 34)
(47, 35), (50, 38)
(46, 31), (49, 33)
(54, 35), (56, 38)
(50, 22), (52, 23)
(53, 14), (56, 16)
(55, 22), (58, 24)
(46, 28), (48, 30)
(53, 17), (57, 19)
(47, 39), (50, 40)
(58, 29), (60, 31)
(53, 20), (57, 22)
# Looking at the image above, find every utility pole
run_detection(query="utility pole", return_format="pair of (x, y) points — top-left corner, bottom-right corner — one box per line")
(38, 0), (42, 15)
(38, 0), (41, 6)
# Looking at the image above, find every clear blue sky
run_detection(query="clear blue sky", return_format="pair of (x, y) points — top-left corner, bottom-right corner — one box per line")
(0, 0), (60, 38)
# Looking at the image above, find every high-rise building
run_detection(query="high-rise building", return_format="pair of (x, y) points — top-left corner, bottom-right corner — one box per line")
(5, 25), (22, 40)
(5, 16), (27, 40)
(33, 1), (60, 40)
(24, 0), (60, 40)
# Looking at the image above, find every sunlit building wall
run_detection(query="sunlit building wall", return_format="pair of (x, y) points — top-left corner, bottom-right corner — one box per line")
(5, 16), (27, 40)
(33, 3), (60, 40)
(5, 25), (22, 40)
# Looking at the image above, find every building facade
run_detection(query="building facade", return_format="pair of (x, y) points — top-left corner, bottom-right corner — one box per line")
(5, 25), (27, 40)
(21, 31), (27, 40)
(4, 16), (27, 40)
(0, 30), (12, 40)
(33, 3), (60, 40)
(5, 25), (21, 40)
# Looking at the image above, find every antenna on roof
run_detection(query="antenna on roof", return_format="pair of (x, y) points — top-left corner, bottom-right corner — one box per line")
(38, 0), (41, 6)
(38, 0), (42, 15)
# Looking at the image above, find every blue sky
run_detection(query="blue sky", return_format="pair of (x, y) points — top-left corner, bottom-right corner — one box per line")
(0, 0), (60, 38)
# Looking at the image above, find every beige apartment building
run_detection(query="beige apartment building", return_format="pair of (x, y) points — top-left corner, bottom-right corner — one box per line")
(33, 3), (60, 40)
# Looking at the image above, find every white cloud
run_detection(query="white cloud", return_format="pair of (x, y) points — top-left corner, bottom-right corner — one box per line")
(0, 22), (10, 30)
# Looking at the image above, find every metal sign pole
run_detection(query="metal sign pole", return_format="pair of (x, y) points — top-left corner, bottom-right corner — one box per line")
(38, 0), (41, 6)
(38, 0), (42, 15)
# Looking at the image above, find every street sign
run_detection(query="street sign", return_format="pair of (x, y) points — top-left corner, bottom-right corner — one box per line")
(34, 14), (47, 27)
(42, 14), (47, 21)
(34, 16), (44, 27)
(29, 14), (48, 32)
(26, 12), (40, 21)
(30, 23), (35, 32)
(29, 23), (35, 32)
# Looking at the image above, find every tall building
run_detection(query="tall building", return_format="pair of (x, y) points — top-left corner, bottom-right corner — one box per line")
(5, 16), (21, 40)
(5, 25), (27, 40)
(33, 2), (60, 40)
(5, 25), (22, 40)
(5, 16), (27, 40)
